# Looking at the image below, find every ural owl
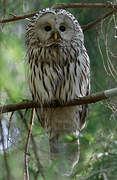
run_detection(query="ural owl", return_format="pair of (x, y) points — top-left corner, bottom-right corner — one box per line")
(26, 8), (90, 174)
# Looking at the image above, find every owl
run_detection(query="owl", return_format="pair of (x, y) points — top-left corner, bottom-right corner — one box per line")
(26, 8), (90, 174)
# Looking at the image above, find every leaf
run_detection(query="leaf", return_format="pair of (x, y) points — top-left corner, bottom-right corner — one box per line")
(60, 134), (78, 143)
(83, 133), (96, 143)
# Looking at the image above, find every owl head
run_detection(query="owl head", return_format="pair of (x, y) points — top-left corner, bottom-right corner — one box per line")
(26, 8), (84, 48)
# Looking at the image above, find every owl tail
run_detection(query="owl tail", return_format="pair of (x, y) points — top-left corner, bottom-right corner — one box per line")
(49, 135), (80, 175)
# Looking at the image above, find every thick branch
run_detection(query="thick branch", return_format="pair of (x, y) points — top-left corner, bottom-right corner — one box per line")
(0, 88), (117, 114)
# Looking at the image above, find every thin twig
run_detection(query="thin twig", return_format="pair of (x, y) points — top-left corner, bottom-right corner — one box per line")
(0, 88), (117, 114)
(30, 136), (45, 179)
(105, 14), (117, 81)
(19, 111), (44, 178)
(96, 26), (110, 75)
(0, 12), (36, 23)
(0, 117), (11, 180)
(24, 108), (35, 180)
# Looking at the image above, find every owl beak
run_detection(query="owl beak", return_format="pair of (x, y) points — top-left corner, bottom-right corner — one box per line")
(53, 32), (61, 41)
(53, 32), (58, 41)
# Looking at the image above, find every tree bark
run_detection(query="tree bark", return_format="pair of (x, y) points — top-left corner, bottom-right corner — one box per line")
(0, 88), (117, 114)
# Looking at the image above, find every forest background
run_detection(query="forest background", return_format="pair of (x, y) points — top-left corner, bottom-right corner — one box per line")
(0, 0), (117, 179)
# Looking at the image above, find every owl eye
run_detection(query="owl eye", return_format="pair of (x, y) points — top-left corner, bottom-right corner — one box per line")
(59, 25), (66, 32)
(45, 25), (52, 32)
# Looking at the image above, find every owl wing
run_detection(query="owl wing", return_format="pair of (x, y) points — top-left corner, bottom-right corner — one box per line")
(77, 50), (90, 129)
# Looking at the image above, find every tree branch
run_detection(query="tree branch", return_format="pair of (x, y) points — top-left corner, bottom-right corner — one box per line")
(0, 3), (117, 24)
(24, 108), (35, 180)
(19, 110), (44, 177)
(0, 88), (117, 114)
(53, 2), (117, 9)
(83, 10), (115, 32)
(0, 12), (36, 23)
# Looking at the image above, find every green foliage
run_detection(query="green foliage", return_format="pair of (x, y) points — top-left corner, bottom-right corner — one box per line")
(0, 26), (26, 102)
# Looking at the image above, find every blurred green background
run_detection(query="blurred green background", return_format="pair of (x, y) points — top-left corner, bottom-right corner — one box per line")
(0, 0), (117, 179)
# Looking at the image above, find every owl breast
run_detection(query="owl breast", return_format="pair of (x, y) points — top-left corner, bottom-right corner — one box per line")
(28, 44), (89, 104)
